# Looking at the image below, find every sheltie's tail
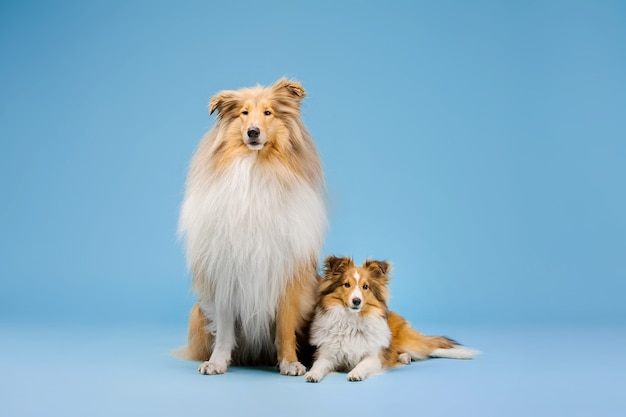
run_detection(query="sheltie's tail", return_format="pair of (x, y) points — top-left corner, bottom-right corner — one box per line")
(388, 311), (480, 363)
(429, 344), (479, 359)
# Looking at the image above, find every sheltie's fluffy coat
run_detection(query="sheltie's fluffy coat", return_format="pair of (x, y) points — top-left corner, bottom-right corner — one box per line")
(305, 256), (477, 382)
(177, 79), (327, 375)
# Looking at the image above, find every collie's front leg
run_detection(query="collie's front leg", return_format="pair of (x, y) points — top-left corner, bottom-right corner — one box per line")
(276, 271), (316, 376)
(276, 296), (306, 376)
(198, 309), (235, 375)
(347, 354), (383, 382)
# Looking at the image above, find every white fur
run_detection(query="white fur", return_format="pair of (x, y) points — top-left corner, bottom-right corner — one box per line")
(305, 305), (390, 382)
(179, 152), (327, 360)
(430, 346), (480, 359)
(279, 359), (307, 376)
(348, 271), (363, 311)
(349, 289), (363, 309)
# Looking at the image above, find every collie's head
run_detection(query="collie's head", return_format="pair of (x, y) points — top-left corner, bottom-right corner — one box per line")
(318, 256), (392, 316)
(205, 78), (322, 185)
(209, 78), (305, 152)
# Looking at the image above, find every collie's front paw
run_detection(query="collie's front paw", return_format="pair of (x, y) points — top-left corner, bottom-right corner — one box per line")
(304, 370), (323, 383)
(198, 360), (228, 375)
(347, 370), (365, 382)
(279, 360), (306, 376)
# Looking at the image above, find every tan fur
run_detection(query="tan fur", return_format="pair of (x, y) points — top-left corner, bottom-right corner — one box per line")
(275, 262), (319, 369)
(180, 303), (213, 361)
(199, 79), (321, 189)
(383, 311), (456, 367)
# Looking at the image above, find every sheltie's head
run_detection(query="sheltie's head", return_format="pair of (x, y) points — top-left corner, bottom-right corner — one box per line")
(206, 78), (322, 185)
(319, 256), (391, 316)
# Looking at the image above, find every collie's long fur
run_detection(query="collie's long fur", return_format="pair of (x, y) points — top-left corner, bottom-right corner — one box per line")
(177, 79), (327, 375)
(305, 256), (477, 382)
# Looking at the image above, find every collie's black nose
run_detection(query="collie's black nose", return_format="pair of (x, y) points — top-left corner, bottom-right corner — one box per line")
(352, 298), (361, 306)
(247, 127), (260, 139)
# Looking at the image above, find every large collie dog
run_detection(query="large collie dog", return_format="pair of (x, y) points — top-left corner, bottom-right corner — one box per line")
(305, 256), (476, 382)
(178, 79), (327, 376)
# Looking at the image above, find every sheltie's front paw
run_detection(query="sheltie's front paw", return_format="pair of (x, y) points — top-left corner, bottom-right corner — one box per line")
(347, 370), (365, 382)
(279, 360), (306, 376)
(304, 371), (322, 383)
(198, 360), (228, 375)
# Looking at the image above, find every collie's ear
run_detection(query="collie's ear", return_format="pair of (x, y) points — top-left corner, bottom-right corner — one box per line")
(272, 78), (306, 101)
(209, 90), (241, 117)
(323, 256), (353, 278)
(364, 259), (391, 279)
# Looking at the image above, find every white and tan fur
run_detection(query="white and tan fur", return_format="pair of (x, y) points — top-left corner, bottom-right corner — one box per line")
(177, 79), (326, 375)
(305, 256), (477, 382)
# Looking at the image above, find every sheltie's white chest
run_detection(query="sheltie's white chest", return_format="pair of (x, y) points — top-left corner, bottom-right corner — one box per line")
(309, 306), (391, 370)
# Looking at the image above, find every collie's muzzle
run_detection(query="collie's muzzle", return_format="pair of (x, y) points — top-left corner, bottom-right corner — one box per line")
(246, 125), (264, 149)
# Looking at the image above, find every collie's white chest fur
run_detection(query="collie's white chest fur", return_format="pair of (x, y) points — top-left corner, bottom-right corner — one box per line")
(179, 154), (326, 350)
(309, 306), (391, 370)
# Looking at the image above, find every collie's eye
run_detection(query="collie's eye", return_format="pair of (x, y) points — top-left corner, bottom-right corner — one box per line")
(264, 110), (272, 116)
(343, 282), (351, 288)
(242, 110), (248, 115)
(362, 284), (369, 290)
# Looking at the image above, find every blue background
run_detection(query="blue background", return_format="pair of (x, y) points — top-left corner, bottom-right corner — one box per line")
(1, 1), (625, 416)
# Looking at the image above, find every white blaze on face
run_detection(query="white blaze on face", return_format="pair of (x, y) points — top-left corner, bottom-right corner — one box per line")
(350, 270), (363, 310)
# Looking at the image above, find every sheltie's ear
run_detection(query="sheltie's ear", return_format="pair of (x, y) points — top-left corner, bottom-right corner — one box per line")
(364, 259), (391, 282)
(209, 90), (241, 118)
(323, 256), (353, 279)
(272, 78), (306, 102)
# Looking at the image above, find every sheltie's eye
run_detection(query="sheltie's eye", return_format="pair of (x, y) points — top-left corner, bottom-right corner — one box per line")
(242, 110), (249, 115)
(264, 110), (272, 116)
(362, 284), (369, 290)
(343, 282), (351, 288)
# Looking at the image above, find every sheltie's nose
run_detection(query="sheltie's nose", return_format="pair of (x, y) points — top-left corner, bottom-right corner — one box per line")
(247, 127), (260, 139)
(351, 298), (361, 307)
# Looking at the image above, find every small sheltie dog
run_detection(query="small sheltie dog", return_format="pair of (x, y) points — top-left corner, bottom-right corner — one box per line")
(305, 256), (477, 382)
(177, 79), (327, 376)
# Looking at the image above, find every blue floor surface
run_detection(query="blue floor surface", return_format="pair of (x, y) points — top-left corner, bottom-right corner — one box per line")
(1, 323), (624, 417)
